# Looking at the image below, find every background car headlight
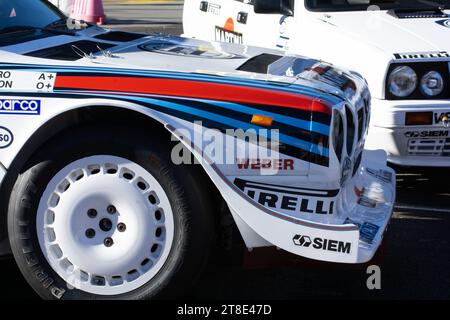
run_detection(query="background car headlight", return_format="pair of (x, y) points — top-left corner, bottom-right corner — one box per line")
(420, 71), (444, 96)
(388, 66), (417, 97)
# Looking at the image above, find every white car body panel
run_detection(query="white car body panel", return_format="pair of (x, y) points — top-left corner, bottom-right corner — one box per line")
(183, 0), (450, 166)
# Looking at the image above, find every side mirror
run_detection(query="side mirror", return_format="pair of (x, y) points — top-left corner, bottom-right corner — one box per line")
(253, 0), (294, 16)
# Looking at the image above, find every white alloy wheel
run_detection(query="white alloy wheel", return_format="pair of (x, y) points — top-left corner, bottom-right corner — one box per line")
(36, 155), (175, 295)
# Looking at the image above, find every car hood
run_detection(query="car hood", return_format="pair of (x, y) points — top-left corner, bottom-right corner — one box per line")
(0, 27), (367, 105)
(320, 10), (450, 55)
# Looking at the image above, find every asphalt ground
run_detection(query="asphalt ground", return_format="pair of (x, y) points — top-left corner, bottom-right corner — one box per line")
(0, 2), (449, 301)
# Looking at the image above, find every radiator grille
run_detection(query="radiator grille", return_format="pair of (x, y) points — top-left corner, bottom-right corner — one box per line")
(407, 138), (450, 156)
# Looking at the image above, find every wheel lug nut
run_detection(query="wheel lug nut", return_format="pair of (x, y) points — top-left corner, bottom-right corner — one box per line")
(117, 223), (126, 232)
(85, 229), (96, 239)
(99, 218), (113, 232)
(104, 237), (114, 247)
(87, 209), (97, 218)
(107, 205), (116, 214)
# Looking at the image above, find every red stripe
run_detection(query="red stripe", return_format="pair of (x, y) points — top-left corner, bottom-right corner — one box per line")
(54, 76), (332, 114)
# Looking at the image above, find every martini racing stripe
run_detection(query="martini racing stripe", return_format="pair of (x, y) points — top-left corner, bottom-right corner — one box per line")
(157, 97), (330, 146)
(1, 90), (330, 166)
(54, 75), (333, 115)
(0, 63), (343, 107)
(70, 92), (330, 157)
(237, 102), (332, 126)
(200, 100), (331, 132)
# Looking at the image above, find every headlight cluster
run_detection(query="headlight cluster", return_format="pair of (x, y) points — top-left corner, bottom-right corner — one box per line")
(420, 71), (444, 96)
(388, 66), (417, 97)
(386, 63), (448, 99)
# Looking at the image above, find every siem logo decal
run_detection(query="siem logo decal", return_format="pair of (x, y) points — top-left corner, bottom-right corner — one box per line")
(293, 235), (352, 254)
(0, 126), (13, 149)
(0, 99), (41, 115)
(405, 130), (449, 138)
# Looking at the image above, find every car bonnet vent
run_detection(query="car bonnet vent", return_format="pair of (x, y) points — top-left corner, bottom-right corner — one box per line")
(94, 31), (147, 42)
(389, 8), (448, 19)
(237, 54), (283, 74)
(25, 40), (115, 61)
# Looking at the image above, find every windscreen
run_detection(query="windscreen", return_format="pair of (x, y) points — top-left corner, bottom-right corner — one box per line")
(305, 0), (450, 11)
(0, 0), (65, 30)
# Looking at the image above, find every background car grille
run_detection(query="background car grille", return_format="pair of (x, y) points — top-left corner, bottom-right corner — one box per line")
(407, 138), (450, 156)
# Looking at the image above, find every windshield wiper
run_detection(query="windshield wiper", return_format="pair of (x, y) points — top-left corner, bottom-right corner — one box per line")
(45, 18), (68, 29)
(45, 18), (91, 31)
(0, 25), (75, 36)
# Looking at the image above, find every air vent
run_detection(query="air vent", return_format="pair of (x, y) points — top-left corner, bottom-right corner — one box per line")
(94, 31), (147, 42)
(332, 110), (344, 162)
(352, 151), (363, 177)
(357, 108), (364, 141)
(389, 8), (448, 19)
(237, 54), (283, 74)
(408, 138), (450, 156)
(345, 105), (355, 157)
(25, 40), (115, 61)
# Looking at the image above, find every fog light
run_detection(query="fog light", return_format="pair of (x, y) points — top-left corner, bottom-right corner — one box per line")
(405, 112), (433, 126)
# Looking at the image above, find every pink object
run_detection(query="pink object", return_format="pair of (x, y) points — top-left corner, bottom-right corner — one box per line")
(71, 0), (105, 25)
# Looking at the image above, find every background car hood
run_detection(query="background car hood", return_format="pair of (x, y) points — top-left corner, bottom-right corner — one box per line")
(321, 10), (450, 55)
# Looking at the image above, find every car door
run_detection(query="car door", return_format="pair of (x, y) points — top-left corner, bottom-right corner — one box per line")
(183, 0), (284, 49)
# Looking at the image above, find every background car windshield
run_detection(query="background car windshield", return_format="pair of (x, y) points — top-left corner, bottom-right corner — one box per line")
(306, 0), (450, 11)
(0, 0), (65, 29)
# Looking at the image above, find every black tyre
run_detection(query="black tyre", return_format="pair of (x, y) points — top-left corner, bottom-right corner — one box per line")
(8, 125), (215, 299)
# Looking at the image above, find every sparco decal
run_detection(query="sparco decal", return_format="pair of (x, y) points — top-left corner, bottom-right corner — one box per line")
(0, 126), (13, 148)
(0, 99), (41, 115)
(234, 178), (338, 215)
(293, 235), (352, 254)
(405, 130), (449, 138)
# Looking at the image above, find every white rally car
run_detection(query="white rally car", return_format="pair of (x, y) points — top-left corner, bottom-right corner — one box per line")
(183, 0), (450, 167)
(0, 0), (394, 299)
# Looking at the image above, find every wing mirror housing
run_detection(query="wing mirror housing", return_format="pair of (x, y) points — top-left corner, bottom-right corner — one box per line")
(254, 0), (294, 16)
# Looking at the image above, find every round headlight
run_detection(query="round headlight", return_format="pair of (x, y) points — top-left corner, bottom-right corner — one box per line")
(420, 71), (444, 96)
(388, 66), (417, 97)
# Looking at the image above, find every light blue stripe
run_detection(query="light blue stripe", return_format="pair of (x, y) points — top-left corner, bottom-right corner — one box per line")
(56, 89), (329, 156)
(77, 92), (328, 157)
(201, 100), (330, 136)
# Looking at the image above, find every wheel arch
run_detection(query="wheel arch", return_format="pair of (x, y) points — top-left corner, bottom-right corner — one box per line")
(0, 104), (225, 254)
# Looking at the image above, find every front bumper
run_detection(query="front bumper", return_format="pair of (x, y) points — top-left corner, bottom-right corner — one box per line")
(213, 151), (395, 264)
(366, 98), (450, 167)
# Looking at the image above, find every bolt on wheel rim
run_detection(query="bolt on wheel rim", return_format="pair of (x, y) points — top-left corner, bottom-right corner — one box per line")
(36, 155), (175, 295)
